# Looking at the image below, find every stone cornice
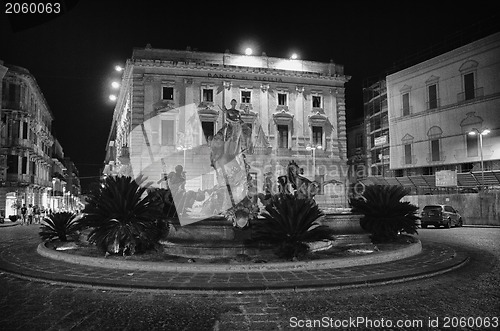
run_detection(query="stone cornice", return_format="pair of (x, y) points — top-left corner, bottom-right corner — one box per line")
(132, 58), (350, 84)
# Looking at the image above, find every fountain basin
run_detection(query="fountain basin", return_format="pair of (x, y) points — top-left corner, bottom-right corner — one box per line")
(161, 217), (273, 258)
(161, 213), (370, 258)
(320, 212), (371, 246)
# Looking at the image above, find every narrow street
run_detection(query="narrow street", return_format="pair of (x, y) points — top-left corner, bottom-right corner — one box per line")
(0, 225), (498, 330)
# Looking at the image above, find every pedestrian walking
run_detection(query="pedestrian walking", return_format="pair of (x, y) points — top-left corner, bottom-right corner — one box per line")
(33, 205), (41, 224)
(27, 204), (33, 225)
(20, 204), (27, 225)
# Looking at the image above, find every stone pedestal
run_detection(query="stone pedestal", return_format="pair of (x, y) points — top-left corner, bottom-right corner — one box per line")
(320, 213), (371, 246)
(161, 217), (271, 258)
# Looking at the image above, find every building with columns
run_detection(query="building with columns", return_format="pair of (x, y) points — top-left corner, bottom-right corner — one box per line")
(105, 46), (351, 206)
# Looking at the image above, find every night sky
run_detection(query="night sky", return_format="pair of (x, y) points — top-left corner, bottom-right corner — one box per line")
(1, 0), (499, 192)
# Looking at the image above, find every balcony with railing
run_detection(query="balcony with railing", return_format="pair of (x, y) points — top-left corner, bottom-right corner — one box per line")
(426, 151), (447, 163)
(457, 87), (484, 103)
(426, 98), (441, 110)
(1, 100), (23, 111)
(1, 137), (33, 149)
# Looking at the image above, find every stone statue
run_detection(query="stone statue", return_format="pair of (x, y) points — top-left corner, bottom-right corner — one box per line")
(204, 99), (256, 228)
(278, 160), (319, 199)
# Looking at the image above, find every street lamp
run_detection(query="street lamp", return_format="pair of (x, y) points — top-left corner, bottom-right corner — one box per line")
(306, 144), (323, 177)
(468, 128), (490, 189)
(176, 144), (192, 168)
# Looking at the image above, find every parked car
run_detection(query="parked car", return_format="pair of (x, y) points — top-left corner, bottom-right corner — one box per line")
(420, 205), (463, 228)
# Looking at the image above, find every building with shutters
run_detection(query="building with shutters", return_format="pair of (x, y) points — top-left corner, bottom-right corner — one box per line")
(387, 32), (500, 185)
(104, 46), (351, 206)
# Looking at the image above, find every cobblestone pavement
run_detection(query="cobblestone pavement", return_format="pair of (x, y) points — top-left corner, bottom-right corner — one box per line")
(0, 225), (498, 330)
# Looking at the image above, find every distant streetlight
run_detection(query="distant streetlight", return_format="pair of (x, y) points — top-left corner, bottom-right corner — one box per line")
(111, 81), (120, 89)
(306, 144), (323, 176)
(468, 128), (490, 189)
(244, 48), (253, 56)
(115, 65), (124, 72)
(176, 144), (193, 168)
(109, 94), (117, 102)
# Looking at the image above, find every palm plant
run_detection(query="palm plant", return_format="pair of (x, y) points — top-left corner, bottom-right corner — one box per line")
(147, 187), (180, 226)
(39, 212), (82, 242)
(251, 193), (335, 260)
(349, 185), (419, 243)
(81, 175), (168, 255)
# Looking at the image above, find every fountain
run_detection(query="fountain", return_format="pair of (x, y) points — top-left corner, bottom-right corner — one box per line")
(115, 99), (370, 259)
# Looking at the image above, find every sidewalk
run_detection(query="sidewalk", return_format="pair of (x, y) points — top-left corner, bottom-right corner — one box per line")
(0, 228), (469, 292)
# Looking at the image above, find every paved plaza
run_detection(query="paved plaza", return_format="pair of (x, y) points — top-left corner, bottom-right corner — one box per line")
(0, 224), (498, 330)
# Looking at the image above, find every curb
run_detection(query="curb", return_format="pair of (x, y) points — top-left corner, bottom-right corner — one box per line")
(0, 222), (20, 228)
(37, 240), (422, 273)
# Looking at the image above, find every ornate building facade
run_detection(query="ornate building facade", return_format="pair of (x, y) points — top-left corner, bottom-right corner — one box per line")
(105, 46), (351, 206)
(0, 64), (82, 219)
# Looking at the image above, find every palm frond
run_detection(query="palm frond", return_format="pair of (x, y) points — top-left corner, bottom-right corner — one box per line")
(350, 185), (419, 242)
(81, 176), (168, 255)
(39, 212), (82, 242)
(251, 193), (333, 259)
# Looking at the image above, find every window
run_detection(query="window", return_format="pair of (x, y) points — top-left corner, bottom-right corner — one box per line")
(277, 125), (288, 148)
(462, 163), (474, 172)
(201, 121), (215, 144)
(423, 166), (433, 175)
(241, 91), (251, 104)
(428, 84), (438, 109)
(372, 149), (381, 163)
(8, 83), (20, 103)
(202, 89), (213, 102)
(312, 126), (322, 146)
(431, 139), (440, 161)
(21, 156), (28, 174)
(278, 93), (287, 106)
(402, 93), (410, 116)
(404, 144), (412, 164)
(312, 96), (322, 108)
(162, 86), (174, 101)
(22, 122), (28, 139)
(7, 155), (18, 174)
(463, 72), (475, 100)
(370, 116), (381, 131)
(466, 133), (478, 157)
(161, 120), (174, 145)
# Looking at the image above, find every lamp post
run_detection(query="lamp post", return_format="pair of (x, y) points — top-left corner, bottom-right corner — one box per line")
(306, 144), (323, 177)
(176, 144), (192, 168)
(468, 128), (490, 189)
